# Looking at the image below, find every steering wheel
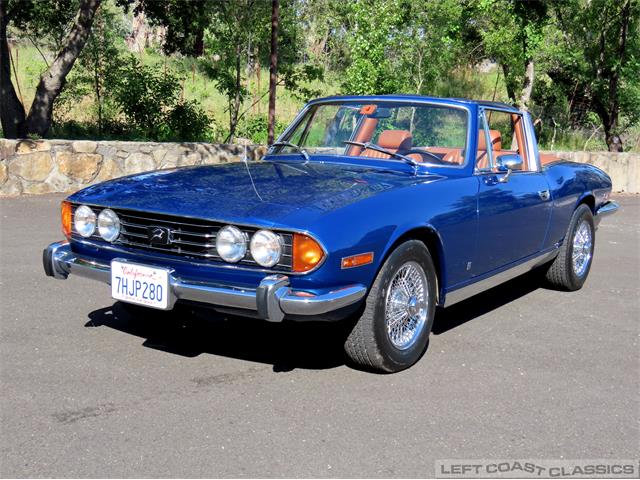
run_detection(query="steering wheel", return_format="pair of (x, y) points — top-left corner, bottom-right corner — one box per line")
(403, 148), (446, 164)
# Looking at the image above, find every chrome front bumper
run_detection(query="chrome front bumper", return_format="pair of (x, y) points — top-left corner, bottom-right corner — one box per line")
(43, 241), (367, 322)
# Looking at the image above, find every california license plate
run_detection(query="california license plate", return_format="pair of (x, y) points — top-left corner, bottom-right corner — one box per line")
(111, 260), (170, 310)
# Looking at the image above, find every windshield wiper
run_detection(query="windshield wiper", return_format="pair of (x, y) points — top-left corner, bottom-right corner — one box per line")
(271, 141), (310, 162)
(343, 140), (420, 172)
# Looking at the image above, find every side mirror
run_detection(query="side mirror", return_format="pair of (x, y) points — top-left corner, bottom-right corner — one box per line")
(494, 154), (523, 183)
(495, 154), (523, 172)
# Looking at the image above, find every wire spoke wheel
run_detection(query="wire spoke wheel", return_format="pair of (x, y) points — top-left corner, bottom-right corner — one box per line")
(572, 220), (593, 277)
(384, 261), (429, 350)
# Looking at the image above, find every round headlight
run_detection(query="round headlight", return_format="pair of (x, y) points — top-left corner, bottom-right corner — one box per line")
(250, 230), (282, 267)
(216, 225), (247, 263)
(74, 205), (96, 238)
(97, 208), (120, 242)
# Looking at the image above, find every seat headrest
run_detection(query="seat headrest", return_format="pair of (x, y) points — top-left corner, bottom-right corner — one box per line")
(378, 130), (413, 151)
(478, 129), (502, 150)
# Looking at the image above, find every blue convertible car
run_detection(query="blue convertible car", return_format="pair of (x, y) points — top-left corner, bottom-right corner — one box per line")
(44, 95), (618, 372)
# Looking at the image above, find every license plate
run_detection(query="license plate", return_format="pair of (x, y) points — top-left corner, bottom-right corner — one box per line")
(111, 260), (170, 310)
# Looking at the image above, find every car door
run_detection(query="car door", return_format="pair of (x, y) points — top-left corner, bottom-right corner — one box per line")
(474, 108), (553, 276)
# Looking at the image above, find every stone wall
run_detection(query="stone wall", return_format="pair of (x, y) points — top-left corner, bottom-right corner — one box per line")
(0, 139), (266, 196)
(542, 150), (639, 194)
(0, 139), (638, 195)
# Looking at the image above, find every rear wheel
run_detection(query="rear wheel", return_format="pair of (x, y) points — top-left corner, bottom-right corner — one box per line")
(344, 240), (437, 373)
(545, 204), (595, 291)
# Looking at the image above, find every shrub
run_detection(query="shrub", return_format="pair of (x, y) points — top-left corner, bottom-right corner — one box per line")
(162, 100), (215, 142)
(235, 115), (288, 145)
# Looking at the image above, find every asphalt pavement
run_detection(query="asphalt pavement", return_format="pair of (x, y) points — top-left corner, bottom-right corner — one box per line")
(1, 193), (638, 477)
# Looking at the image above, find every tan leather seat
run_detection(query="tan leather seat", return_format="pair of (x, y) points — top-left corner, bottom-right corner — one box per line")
(419, 147), (464, 164)
(362, 130), (412, 158)
(476, 129), (502, 169)
(348, 117), (378, 156)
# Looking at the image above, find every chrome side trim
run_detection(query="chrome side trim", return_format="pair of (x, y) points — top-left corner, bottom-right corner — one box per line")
(443, 249), (558, 307)
(43, 241), (365, 322)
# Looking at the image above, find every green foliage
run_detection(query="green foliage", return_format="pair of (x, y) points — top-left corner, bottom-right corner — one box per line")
(236, 115), (287, 145)
(538, 0), (640, 148)
(340, 0), (407, 95)
(113, 57), (179, 134)
(338, 0), (466, 96)
(474, 0), (548, 105)
(117, 0), (216, 56)
(394, 0), (465, 95)
(5, 0), (638, 150)
(6, 0), (81, 49)
(110, 56), (214, 141)
(198, 0), (322, 140)
(67, 0), (128, 133)
(163, 100), (215, 142)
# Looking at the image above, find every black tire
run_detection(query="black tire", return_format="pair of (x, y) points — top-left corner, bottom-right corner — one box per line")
(344, 240), (437, 373)
(545, 204), (595, 291)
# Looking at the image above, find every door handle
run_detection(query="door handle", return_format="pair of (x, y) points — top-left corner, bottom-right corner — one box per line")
(538, 190), (550, 201)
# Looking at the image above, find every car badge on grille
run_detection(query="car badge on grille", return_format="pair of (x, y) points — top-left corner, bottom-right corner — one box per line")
(147, 226), (172, 246)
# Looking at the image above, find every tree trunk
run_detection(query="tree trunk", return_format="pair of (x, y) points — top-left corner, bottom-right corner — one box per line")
(604, 0), (630, 152)
(24, 0), (101, 137)
(267, 0), (279, 145)
(193, 28), (204, 57)
(225, 44), (242, 143)
(0, 0), (26, 138)
(500, 63), (516, 104)
(519, 57), (534, 111)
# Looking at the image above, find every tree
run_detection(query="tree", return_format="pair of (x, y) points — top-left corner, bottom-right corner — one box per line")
(340, 0), (407, 95)
(337, 0), (465, 97)
(199, 1), (270, 142)
(267, 0), (279, 145)
(75, 0), (126, 134)
(474, 0), (548, 111)
(394, 0), (465, 95)
(119, 0), (217, 57)
(548, 0), (639, 151)
(0, 0), (102, 138)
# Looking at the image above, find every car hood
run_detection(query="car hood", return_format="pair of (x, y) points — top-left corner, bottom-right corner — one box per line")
(68, 160), (434, 228)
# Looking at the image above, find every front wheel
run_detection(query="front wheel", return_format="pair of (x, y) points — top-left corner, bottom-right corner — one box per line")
(545, 204), (595, 291)
(344, 240), (437, 373)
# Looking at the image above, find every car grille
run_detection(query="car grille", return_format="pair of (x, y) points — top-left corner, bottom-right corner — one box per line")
(70, 204), (294, 271)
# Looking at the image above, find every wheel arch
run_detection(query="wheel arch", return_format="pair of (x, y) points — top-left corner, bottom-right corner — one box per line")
(576, 192), (595, 214)
(379, 225), (446, 305)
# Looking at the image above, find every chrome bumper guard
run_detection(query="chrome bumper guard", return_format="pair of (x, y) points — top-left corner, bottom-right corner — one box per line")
(595, 200), (619, 218)
(594, 200), (619, 227)
(43, 241), (366, 322)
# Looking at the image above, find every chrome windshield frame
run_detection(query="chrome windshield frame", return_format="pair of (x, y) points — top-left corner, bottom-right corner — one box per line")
(269, 98), (474, 170)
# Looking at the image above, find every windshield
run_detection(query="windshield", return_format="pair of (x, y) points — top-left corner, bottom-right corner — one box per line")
(273, 101), (469, 168)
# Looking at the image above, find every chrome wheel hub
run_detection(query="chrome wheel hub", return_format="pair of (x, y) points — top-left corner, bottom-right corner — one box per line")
(572, 220), (593, 277)
(385, 261), (429, 350)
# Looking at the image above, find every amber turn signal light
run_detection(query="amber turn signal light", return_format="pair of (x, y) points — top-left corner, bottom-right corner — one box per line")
(341, 252), (374, 269)
(292, 233), (324, 272)
(61, 201), (72, 239)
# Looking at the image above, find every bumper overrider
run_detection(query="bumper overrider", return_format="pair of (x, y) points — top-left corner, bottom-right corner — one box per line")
(43, 241), (367, 322)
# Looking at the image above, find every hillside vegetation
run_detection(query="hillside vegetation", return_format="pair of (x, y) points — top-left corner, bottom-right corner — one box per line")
(2, 0), (638, 151)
